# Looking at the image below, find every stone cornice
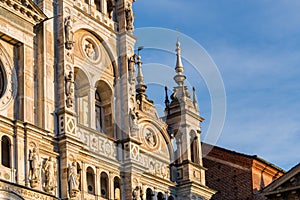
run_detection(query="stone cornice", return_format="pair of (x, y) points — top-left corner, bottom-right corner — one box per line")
(0, 0), (47, 26)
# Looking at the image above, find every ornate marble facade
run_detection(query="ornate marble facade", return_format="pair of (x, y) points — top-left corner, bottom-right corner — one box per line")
(0, 0), (216, 199)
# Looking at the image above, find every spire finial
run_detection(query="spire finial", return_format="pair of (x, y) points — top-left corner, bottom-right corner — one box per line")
(175, 38), (184, 75)
(165, 86), (170, 108)
(174, 40), (186, 87)
(136, 55), (144, 85)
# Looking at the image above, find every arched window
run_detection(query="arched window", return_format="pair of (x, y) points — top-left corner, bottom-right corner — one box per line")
(74, 68), (90, 127)
(101, 172), (109, 199)
(95, 80), (113, 137)
(168, 196), (175, 200)
(95, 0), (101, 11)
(0, 62), (6, 98)
(114, 176), (121, 200)
(190, 131), (199, 164)
(107, 0), (114, 19)
(86, 167), (95, 195)
(1, 135), (11, 168)
(157, 192), (164, 200)
(146, 188), (153, 200)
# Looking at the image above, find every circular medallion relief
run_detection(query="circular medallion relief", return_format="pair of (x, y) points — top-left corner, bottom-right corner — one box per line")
(0, 63), (6, 97)
(0, 47), (17, 110)
(144, 128), (158, 148)
(82, 36), (101, 63)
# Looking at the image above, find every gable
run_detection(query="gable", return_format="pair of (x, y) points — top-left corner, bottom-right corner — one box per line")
(262, 163), (300, 195)
(0, 0), (47, 26)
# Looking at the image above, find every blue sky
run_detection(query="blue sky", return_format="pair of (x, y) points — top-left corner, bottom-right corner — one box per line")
(132, 0), (300, 170)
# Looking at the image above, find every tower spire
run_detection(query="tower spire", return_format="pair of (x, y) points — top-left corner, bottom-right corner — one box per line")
(174, 41), (186, 87)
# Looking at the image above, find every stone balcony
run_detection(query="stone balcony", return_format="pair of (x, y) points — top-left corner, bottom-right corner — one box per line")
(73, 0), (117, 31)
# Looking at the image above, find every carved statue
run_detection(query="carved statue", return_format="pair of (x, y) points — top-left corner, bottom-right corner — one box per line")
(69, 162), (80, 197)
(125, 3), (134, 31)
(43, 157), (56, 192)
(128, 55), (137, 84)
(29, 147), (40, 187)
(65, 71), (74, 108)
(132, 186), (141, 200)
(85, 42), (95, 60)
(65, 16), (74, 49)
(129, 107), (138, 126)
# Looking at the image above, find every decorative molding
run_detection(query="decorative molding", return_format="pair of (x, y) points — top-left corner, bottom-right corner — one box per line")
(0, 0), (46, 25)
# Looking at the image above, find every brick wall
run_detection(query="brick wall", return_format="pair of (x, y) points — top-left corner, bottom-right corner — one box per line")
(204, 156), (254, 200)
(202, 144), (284, 200)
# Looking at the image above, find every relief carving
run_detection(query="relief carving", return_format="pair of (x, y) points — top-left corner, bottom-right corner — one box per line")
(145, 130), (157, 147)
(84, 41), (96, 60)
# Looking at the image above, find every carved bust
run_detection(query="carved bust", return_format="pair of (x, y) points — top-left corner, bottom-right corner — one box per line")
(85, 42), (95, 60)
(145, 129), (157, 147)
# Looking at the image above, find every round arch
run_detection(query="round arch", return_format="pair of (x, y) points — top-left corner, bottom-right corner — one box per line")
(0, 189), (24, 200)
(138, 118), (175, 161)
(71, 26), (118, 78)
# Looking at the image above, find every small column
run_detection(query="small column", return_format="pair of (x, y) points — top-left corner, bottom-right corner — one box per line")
(109, 172), (114, 199)
(82, 162), (87, 195)
(102, 0), (107, 14)
(95, 167), (100, 197)
(89, 87), (96, 129)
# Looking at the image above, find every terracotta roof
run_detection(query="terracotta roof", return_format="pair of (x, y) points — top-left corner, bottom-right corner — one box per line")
(202, 142), (286, 173)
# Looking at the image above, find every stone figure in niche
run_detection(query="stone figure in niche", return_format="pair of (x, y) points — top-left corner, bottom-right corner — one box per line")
(145, 131), (156, 147)
(65, 71), (74, 108)
(128, 54), (137, 84)
(85, 42), (96, 60)
(29, 147), (40, 187)
(125, 3), (134, 31)
(132, 186), (141, 200)
(65, 16), (74, 49)
(130, 107), (138, 126)
(43, 157), (56, 192)
(129, 107), (139, 136)
(69, 162), (80, 197)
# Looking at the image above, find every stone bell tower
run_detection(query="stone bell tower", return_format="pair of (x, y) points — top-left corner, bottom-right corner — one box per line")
(165, 41), (216, 199)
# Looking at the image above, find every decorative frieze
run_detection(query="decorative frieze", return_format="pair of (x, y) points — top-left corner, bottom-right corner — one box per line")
(78, 126), (117, 160)
(0, 180), (57, 200)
